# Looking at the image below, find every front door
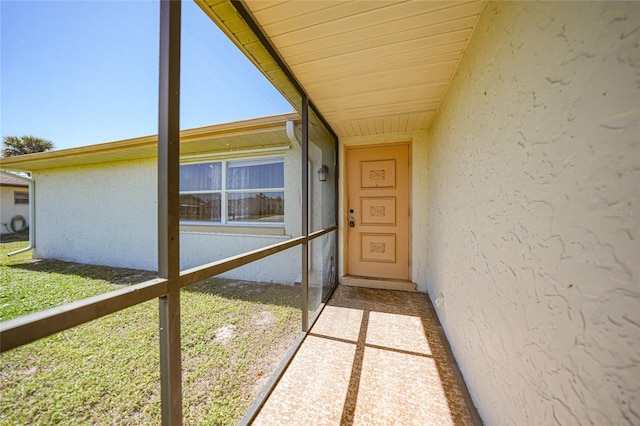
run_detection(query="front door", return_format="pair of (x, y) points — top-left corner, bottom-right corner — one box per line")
(346, 143), (410, 280)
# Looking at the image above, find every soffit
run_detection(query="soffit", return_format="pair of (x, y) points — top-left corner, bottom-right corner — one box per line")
(0, 113), (300, 172)
(201, 0), (485, 138)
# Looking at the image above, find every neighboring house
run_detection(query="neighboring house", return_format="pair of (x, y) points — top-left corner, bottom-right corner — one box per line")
(0, 173), (29, 234)
(0, 113), (336, 288)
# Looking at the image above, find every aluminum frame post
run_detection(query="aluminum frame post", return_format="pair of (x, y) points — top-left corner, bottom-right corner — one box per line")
(302, 95), (309, 332)
(158, 0), (182, 424)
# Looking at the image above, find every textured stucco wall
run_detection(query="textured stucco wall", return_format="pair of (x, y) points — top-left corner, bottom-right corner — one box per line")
(32, 153), (302, 283)
(284, 141), (303, 238)
(1, 186), (29, 232)
(338, 131), (430, 291)
(180, 147), (302, 283)
(309, 132), (337, 232)
(33, 160), (158, 270)
(427, 1), (639, 425)
(180, 232), (300, 283)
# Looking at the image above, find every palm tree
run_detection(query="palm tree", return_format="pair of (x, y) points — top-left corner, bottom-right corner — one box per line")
(2, 135), (55, 157)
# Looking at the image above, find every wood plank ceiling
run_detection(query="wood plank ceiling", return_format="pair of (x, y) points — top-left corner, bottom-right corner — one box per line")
(235, 1), (485, 138)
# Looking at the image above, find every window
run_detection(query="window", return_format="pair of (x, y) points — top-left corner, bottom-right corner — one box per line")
(14, 191), (28, 205)
(180, 157), (284, 225)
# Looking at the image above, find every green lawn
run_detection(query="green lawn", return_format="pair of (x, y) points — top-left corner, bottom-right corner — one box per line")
(0, 242), (301, 425)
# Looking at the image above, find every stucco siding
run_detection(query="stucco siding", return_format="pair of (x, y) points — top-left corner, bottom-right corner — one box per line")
(31, 151), (303, 284)
(181, 232), (300, 283)
(1, 186), (29, 233)
(33, 159), (158, 270)
(426, 2), (639, 425)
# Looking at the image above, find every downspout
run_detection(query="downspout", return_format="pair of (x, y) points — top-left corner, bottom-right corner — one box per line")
(286, 120), (301, 147)
(1, 170), (35, 256)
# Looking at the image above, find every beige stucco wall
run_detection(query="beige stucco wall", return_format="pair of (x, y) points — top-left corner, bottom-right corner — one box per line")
(1, 185), (29, 233)
(426, 1), (639, 424)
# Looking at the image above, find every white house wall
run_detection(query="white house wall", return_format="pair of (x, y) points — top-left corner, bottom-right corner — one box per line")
(1, 186), (29, 233)
(33, 151), (302, 284)
(180, 144), (302, 284)
(308, 132), (338, 301)
(180, 232), (300, 284)
(426, 2), (639, 424)
(33, 160), (158, 270)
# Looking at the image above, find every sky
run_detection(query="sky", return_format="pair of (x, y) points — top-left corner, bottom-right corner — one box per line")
(0, 0), (293, 150)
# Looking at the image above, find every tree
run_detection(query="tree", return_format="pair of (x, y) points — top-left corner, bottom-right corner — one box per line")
(2, 135), (55, 157)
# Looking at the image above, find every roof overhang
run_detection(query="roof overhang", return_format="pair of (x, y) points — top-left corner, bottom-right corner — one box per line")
(198, 0), (486, 138)
(0, 178), (28, 188)
(0, 113), (300, 172)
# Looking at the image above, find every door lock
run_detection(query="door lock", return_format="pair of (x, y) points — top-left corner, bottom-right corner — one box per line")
(348, 215), (355, 228)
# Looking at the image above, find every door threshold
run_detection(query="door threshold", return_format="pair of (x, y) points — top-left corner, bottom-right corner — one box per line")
(341, 275), (417, 292)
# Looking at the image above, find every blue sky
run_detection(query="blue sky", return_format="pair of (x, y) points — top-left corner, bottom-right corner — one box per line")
(0, 0), (292, 150)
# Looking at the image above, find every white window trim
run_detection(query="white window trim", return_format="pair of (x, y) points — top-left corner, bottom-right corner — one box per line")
(180, 155), (285, 227)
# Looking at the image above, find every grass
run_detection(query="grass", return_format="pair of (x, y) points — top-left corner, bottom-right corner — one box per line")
(0, 241), (302, 425)
(0, 241), (156, 320)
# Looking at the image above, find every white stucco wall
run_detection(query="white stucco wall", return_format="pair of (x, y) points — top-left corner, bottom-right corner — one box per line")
(33, 159), (158, 270)
(1, 186), (29, 233)
(426, 2), (639, 425)
(180, 147), (302, 283)
(309, 128), (337, 232)
(285, 141), (303, 238)
(32, 150), (303, 284)
(180, 232), (300, 283)
(308, 129), (339, 304)
(338, 131), (430, 291)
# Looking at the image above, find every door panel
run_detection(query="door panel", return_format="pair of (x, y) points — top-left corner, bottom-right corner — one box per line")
(360, 233), (396, 263)
(360, 160), (396, 188)
(360, 197), (395, 225)
(347, 144), (409, 280)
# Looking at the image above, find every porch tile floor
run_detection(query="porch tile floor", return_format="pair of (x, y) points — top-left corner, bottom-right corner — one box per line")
(252, 285), (482, 425)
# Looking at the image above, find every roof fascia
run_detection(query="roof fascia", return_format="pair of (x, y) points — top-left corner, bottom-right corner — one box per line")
(0, 112), (300, 171)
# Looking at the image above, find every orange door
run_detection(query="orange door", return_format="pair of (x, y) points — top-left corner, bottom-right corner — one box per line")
(346, 144), (410, 280)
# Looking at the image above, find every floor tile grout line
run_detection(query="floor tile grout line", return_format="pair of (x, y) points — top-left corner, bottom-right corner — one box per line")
(338, 309), (369, 425)
(308, 331), (435, 359)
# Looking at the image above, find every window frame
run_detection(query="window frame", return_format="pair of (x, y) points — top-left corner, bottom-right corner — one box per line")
(179, 155), (285, 227)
